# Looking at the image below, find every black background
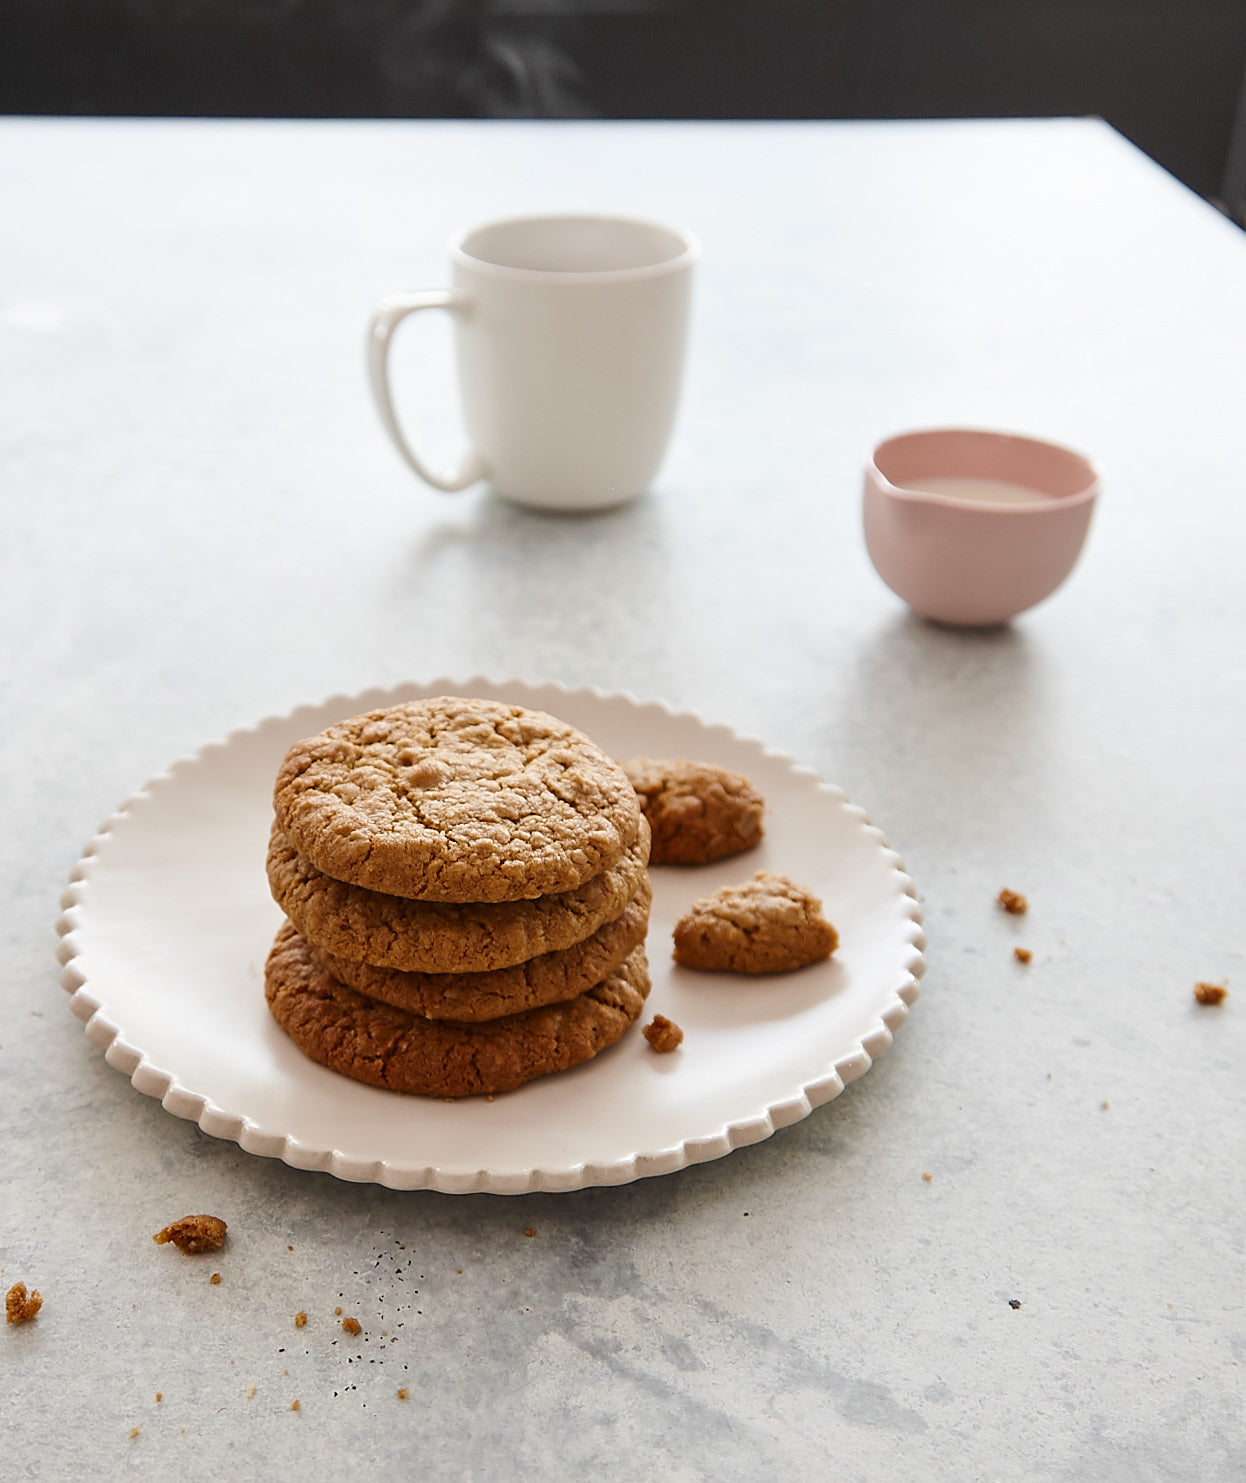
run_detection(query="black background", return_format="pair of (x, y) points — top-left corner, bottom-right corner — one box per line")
(4, 0), (1244, 203)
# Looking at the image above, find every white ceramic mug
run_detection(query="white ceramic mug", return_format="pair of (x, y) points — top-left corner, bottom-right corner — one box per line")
(367, 214), (698, 512)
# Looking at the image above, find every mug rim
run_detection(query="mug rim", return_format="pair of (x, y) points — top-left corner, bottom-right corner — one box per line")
(868, 426), (1101, 513)
(448, 212), (701, 282)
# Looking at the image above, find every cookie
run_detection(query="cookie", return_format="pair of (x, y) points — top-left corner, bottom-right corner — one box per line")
(267, 818), (650, 973)
(623, 758), (764, 864)
(265, 922), (650, 1098)
(273, 697), (642, 903)
(315, 874), (651, 1021)
(672, 871), (838, 973)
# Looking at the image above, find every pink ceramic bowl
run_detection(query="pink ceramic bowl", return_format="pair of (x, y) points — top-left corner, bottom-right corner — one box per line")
(863, 428), (1100, 626)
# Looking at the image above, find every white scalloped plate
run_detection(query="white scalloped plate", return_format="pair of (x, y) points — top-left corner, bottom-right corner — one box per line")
(56, 679), (925, 1194)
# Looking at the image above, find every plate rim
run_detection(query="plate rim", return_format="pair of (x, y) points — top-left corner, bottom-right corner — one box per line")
(55, 675), (927, 1195)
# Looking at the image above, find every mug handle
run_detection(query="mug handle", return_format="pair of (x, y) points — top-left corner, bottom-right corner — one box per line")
(366, 290), (488, 492)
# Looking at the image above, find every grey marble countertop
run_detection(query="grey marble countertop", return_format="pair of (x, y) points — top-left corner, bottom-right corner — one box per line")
(2, 118), (1243, 1480)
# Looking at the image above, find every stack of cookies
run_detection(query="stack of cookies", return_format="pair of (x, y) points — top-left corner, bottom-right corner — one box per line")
(263, 696), (652, 1099)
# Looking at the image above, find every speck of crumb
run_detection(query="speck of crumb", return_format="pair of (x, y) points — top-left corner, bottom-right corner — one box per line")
(997, 888), (1028, 915)
(523, 1228), (535, 1239)
(1193, 982), (1229, 1006)
(1009, 1299), (1022, 1310)
(342, 1316), (362, 1336)
(245, 1383), (256, 1400)
(922, 1172), (933, 1183)
(155, 1393), (162, 1404)
(295, 1311), (307, 1328)
(455, 1269), (463, 1275)
(210, 1273), (222, 1285)
(1014, 947), (1032, 963)
(291, 1400), (300, 1412)
(334, 1306), (342, 1316)
(1101, 1100), (1110, 1110)
(5, 1282), (43, 1325)
(643, 1014), (684, 1053)
(287, 1245), (294, 1252)
(153, 1214), (227, 1255)
(129, 1427), (142, 1440)
(397, 1388), (410, 1400)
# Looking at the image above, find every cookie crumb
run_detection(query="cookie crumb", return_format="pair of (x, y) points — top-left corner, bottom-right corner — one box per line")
(5, 1282), (42, 1325)
(1013, 947), (1032, 963)
(153, 1215), (227, 1255)
(456, 1269), (463, 1275)
(245, 1383), (256, 1400)
(922, 1172), (933, 1184)
(397, 1387), (410, 1400)
(997, 889), (1027, 915)
(342, 1316), (362, 1336)
(643, 1015), (683, 1053)
(287, 1244), (294, 1251)
(210, 1273), (222, 1285)
(1193, 982), (1228, 1006)
(155, 1393), (162, 1404)
(294, 1311), (307, 1328)
(334, 1307), (342, 1316)
(1008, 1299), (1022, 1310)
(130, 1427), (141, 1440)
(523, 1228), (535, 1239)
(291, 1400), (300, 1412)
(1101, 1100), (1110, 1110)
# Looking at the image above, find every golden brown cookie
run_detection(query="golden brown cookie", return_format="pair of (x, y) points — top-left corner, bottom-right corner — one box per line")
(265, 922), (650, 1098)
(273, 697), (642, 903)
(267, 818), (650, 973)
(315, 875), (651, 1021)
(623, 758), (764, 864)
(672, 871), (838, 973)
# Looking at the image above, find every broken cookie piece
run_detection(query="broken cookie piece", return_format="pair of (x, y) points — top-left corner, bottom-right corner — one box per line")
(153, 1215), (228, 1255)
(673, 871), (838, 974)
(622, 758), (764, 865)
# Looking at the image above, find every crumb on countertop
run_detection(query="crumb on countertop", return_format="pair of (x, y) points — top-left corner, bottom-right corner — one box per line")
(5, 1283), (42, 1325)
(643, 1015), (684, 1053)
(997, 889), (1027, 915)
(397, 1388), (410, 1400)
(1009, 1299), (1022, 1310)
(342, 1316), (362, 1336)
(295, 1311), (307, 1328)
(922, 1172), (933, 1184)
(291, 1400), (300, 1412)
(523, 1227), (535, 1239)
(210, 1273), (222, 1285)
(1193, 982), (1228, 1006)
(153, 1215), (227, 1255)
(1013, 947), (1032, 963)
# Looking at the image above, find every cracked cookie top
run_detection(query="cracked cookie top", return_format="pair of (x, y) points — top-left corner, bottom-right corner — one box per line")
(273, 697), (642, 903)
